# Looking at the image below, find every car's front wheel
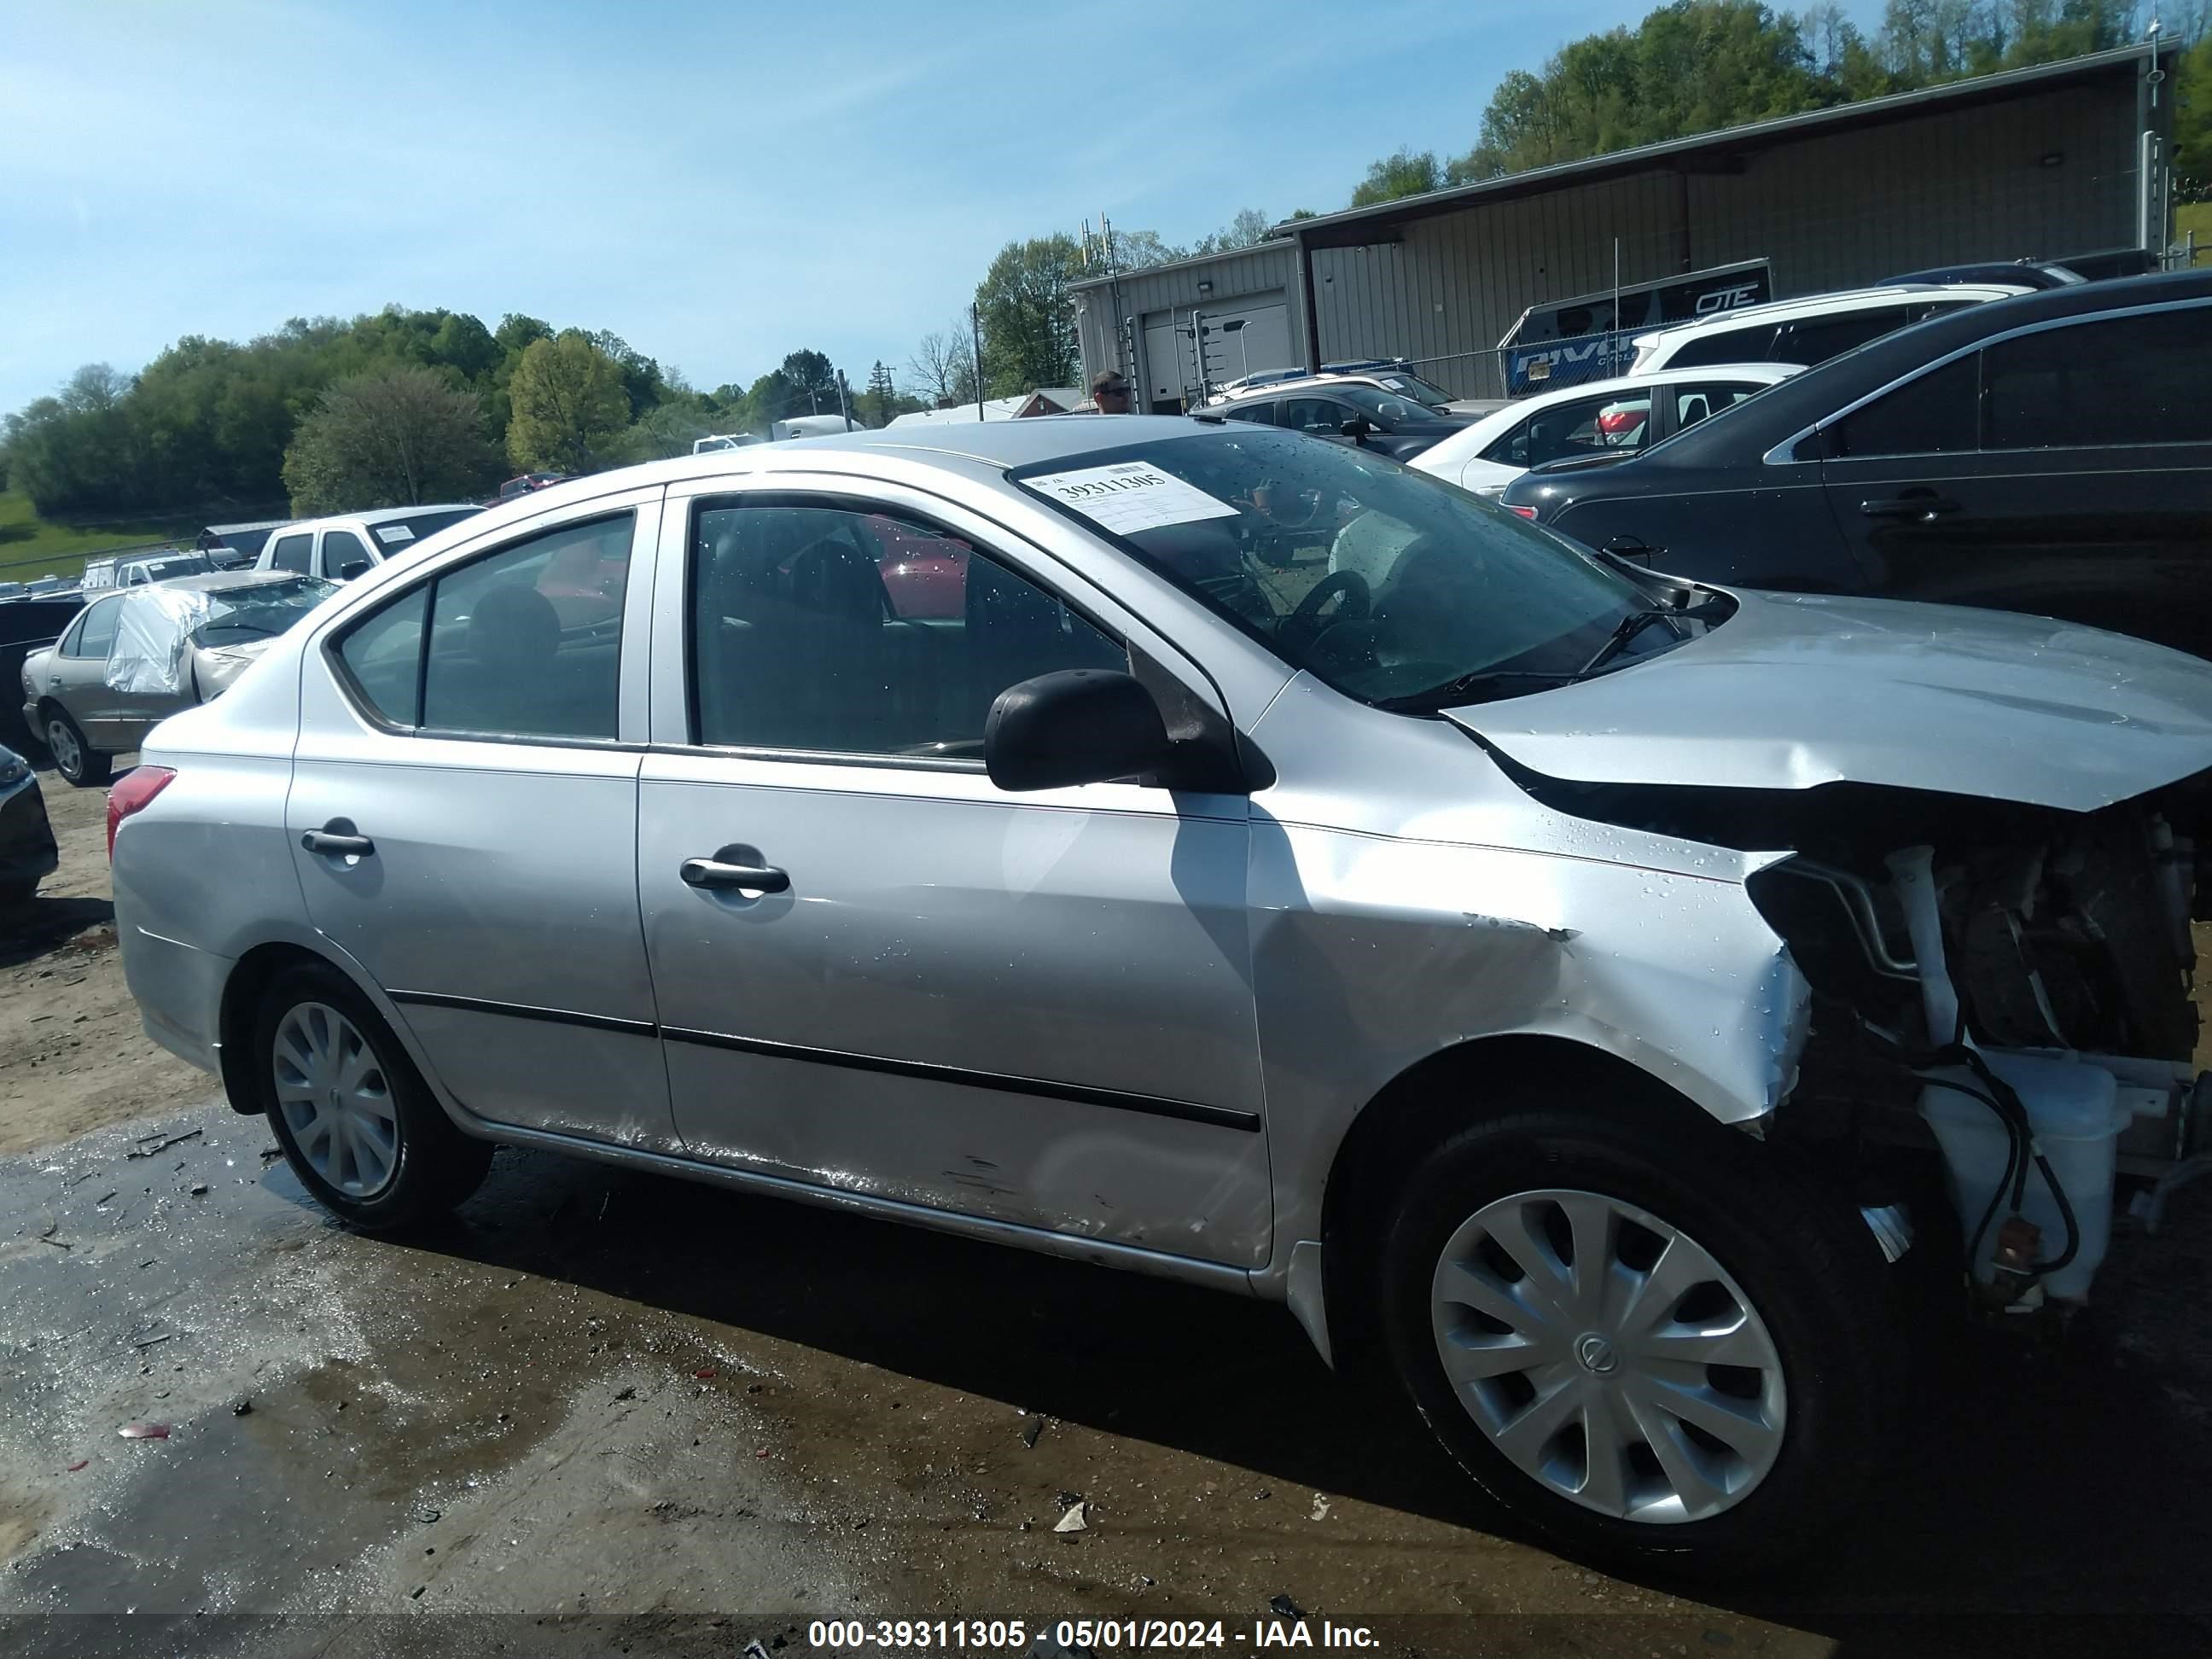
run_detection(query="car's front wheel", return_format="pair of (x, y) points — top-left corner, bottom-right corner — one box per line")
(253, 962), (492, 1231)
(44, 709), (111, 787)
(1377, 1102), (1902, 1577)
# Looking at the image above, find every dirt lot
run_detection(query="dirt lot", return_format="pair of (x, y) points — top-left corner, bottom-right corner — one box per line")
(2, 761), (2210, 1655)
(0, 760), (210, 1155)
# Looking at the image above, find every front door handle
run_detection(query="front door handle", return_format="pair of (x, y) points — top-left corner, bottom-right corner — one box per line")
(301, 828), (375, 858)
(680, 857), (789, 894)
(1860, 494), (1961, 521)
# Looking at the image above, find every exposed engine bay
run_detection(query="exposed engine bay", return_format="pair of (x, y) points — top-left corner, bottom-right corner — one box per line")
(1507, 760), (2212, 1315)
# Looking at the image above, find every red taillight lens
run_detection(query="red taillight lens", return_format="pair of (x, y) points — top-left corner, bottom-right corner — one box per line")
(1507, 504), (1539, 519)
(107, 765), (177, 860)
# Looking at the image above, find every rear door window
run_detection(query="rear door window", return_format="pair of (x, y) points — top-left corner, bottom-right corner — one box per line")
(268, 534), (313, 574)
(1225, 400), (1277, 426)
(1824, 355), (1982, 458)
(331, 513), (632, 741)
(1281, 397), (1352, 436)
(1666, 324), (1780, 368)
(1984, 311), (2212, 450)
(1771, 307), (1913, 365)
(72, 597), (125, 659)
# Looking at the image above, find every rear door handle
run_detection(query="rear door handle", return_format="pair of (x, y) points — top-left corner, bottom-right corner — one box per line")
(1860, 494), (1961, 521)
(301, 829), (375, 857)
(680, 857), (789, 894)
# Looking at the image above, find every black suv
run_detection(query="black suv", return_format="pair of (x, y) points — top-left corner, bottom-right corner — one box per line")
(1213, 382), (1472, 462)
(1499, 270), (2212, 659)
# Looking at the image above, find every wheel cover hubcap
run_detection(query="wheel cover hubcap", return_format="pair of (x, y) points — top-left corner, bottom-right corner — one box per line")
(271, 1002), (399, 1198)
(47, 719), (79, 772)
(1429, 1188), (1786, 1525)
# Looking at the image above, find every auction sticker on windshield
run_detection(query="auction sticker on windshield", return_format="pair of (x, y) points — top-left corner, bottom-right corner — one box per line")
(1024, 461), (1239, 536)
(374, 525), (415, 544)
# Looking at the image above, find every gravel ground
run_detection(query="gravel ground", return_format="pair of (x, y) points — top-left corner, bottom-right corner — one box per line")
(1, 760), (2208, 1656)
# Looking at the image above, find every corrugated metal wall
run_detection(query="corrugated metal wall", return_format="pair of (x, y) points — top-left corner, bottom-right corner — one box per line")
(1074, 243), (1299, 391)
(1295, 78), (2139, 399)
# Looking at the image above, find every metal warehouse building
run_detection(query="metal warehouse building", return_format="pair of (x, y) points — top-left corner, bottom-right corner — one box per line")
(1074, 42), (2176, 410)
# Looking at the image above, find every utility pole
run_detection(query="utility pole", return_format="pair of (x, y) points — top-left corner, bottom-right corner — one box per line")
(972, 300), (985, 422)
(836, 369), (852, 428)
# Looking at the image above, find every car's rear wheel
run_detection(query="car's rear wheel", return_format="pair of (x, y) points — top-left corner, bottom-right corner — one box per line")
(1376, 1101), (1902, 1577)
(44, 710), (110, 787)
(254, 962), (492, 1231)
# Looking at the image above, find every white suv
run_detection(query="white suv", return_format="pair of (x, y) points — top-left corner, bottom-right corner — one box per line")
(254, 505), (485, 583)
(1627, 282), (2029, 375)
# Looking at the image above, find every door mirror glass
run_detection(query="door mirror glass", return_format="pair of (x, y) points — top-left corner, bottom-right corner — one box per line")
(985, 669), (1172, 792)
(338, 560), (371, 581)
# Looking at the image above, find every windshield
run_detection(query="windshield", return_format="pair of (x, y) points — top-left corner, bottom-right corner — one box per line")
(370, 508), (480, 549)
(189, 577), (339, 645)
(1333, 384), (1438, 426)
(1373, 371), (1459, 407)
(130, 555), (214, 582)
(1013, 428), (1679, 708)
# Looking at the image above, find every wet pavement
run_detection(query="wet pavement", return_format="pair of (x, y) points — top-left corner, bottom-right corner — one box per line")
(3, 1092), (2210, 1656)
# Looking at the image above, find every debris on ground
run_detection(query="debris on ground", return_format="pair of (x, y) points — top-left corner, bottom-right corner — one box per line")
(613, 1386), (637, 1402)
(1020, 1414), (1044, 1448)
(693, 1368), (716, 1379)
(117, 1422), (171, 1440)
(66, 1459), (88, 1472)
(188, 1183), (209, 1196)
(1310, 1494), (1331, 1521)
(1053, 1500), (1088, 1534)
(232, 1399), (253, 1416)
(125, 1128), (201, 1160)
(412, 1506), (441, 1523)
(131, 1333), (173, 1350)
(1269, 1594), (1304, 1618)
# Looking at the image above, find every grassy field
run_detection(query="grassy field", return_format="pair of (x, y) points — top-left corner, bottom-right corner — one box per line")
(0, 488), (204, 582)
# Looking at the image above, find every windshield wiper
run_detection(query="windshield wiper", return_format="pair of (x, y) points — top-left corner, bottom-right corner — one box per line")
(1574, 607), (1682, 678)
(1377, 607), (1687, 712)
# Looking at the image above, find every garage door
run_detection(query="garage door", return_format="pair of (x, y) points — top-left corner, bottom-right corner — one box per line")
(1140, 294), (1294, 411)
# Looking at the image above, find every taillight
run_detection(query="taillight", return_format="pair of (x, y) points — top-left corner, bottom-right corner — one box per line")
(107, 765), (177, 860)
(1507, 504), (1539, 519)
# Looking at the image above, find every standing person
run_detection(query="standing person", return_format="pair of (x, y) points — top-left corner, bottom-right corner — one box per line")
(1090, 370), (1132, 413)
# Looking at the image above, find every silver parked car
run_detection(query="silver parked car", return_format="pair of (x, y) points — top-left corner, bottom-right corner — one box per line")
(110, 419), (2212, 1574)
(21, 571), (337, 785)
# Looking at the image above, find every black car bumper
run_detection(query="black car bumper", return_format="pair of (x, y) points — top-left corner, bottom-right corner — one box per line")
(0, 765), (61, 894)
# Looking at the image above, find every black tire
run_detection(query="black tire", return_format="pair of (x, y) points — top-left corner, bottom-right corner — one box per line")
(43, 709), (111, 787)
(253, 961), (492, 1231)
(1374, 1100), (1904, 1579)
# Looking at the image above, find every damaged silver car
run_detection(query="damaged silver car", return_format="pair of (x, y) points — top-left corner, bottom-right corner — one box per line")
(108, 419), (2212, 1575)
(20, 572), (337, 785)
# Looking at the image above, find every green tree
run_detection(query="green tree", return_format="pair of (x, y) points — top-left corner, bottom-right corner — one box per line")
(864, 360), (898, 426)
(1350, 148), (1445, 207)
(505, 331), (632, 474)
(280, 364), (495, 515)
(1191, 207), (1275, 253)
(2174, 31), (2212, 199)
(975, 235), (1084, 395)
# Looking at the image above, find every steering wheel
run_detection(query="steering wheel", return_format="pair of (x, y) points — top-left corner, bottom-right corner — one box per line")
(1278, 568), (1371, 650)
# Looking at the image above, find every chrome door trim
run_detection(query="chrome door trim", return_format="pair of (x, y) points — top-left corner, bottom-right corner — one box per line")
(1761, 295), (2212, 466)
(383, 988), (1261, 1131)
(451, 1115), (1260, 1290)
(659, 1024), (1264, 1132)
(386, 988), (658, 1039)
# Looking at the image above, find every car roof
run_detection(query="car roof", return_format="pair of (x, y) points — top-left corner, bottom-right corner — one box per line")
(1634, 282), (2031, 346)
(1616, 268), (2212, 469)
(276, 504), (482, 533)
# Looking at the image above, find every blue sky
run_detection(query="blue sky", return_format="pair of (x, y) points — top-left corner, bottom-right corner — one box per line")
(0, 0), (1884, 419)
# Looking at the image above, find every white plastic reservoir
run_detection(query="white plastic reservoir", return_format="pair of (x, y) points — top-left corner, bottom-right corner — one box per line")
(1919, 1051), (2129, 1303)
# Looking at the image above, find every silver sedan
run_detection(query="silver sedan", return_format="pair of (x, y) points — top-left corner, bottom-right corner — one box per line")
(108, 417), (2212, 1575)
(20, 570), (336, 785)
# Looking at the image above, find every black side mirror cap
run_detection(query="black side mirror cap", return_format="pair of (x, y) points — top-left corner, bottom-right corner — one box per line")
(985, 669), (1173, 792)
(1338, 416), (1377, 439)
(337, 561), (370, 580)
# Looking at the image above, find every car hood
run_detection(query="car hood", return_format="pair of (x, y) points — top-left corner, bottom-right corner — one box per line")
(1442, 589), (2212, 813)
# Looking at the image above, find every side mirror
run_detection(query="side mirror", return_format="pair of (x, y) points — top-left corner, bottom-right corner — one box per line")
(337, 560), (370, 581)
(1338, 416), (1377, 440)
(985, 669), (1173, 792)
